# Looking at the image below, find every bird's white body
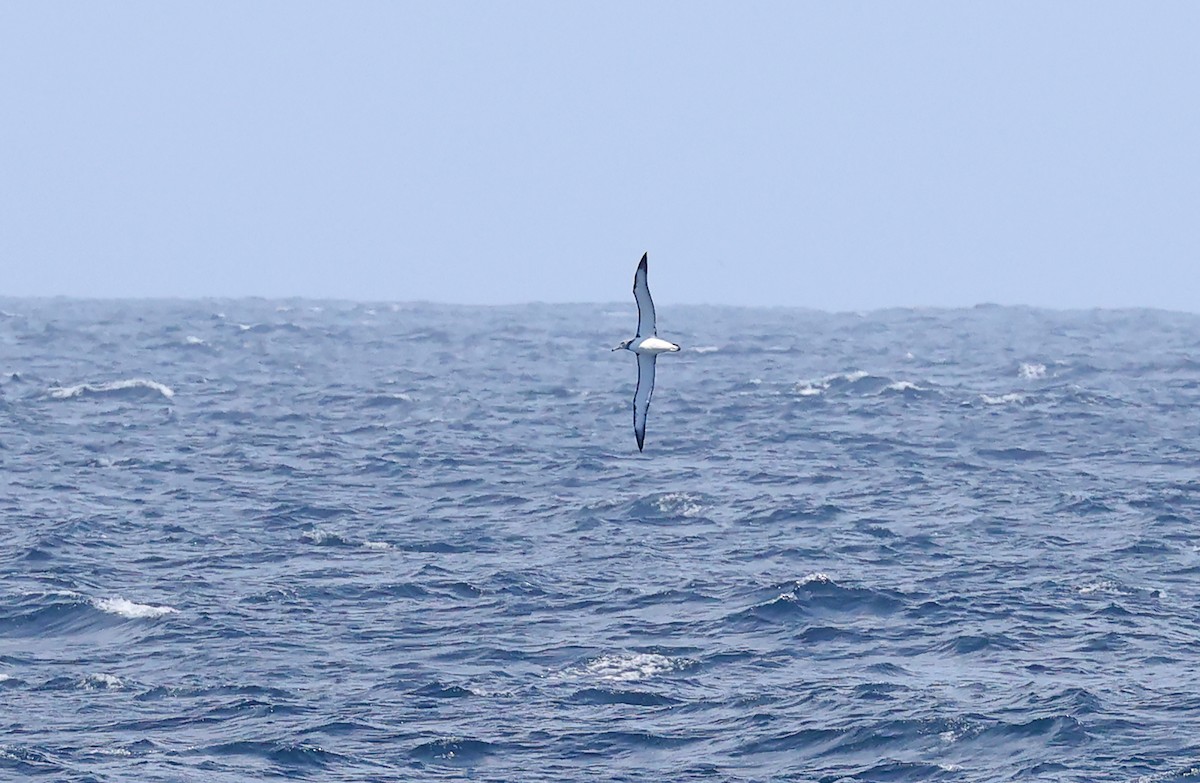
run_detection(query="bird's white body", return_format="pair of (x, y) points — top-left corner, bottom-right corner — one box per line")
(613, 253), (680, 451)
(629, 336), (680, 355)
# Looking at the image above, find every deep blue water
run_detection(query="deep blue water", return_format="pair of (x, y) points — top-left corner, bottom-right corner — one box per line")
(3, 299), (1200, 782)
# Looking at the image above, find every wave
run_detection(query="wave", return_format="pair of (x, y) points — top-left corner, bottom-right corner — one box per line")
(794, 371), (931, 397)
(409, 737), (497, 764)
(46, 378), (174, 400)
(362, 392), (415, 407)
(981, 392), (1029, 405)
(620, 492), (712, 523)
(880, 380), (930, 396)
(196, 740), (348, 770)
(80, 672), (124, 690)
(93, 597), (178, 619)
(562, 652), (693, 683)
(736, 574), (905, 624)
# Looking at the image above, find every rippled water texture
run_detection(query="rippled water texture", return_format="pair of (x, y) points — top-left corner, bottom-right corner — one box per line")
(3, 300), (1200, 782)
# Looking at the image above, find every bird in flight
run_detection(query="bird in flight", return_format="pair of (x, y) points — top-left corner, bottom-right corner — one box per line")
(612, 253), (681, 451)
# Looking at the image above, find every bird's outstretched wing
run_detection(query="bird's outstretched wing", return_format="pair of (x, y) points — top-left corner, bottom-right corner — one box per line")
(633, 253), (656, 337)
(633, 352), (657, 451)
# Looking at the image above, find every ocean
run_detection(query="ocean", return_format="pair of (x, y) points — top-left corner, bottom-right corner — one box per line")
(2, 299), (1199, 782)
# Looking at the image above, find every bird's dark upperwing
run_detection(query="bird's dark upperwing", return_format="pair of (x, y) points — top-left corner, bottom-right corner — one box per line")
(633, 253), (656, 337)
(633, 352), (657, 452)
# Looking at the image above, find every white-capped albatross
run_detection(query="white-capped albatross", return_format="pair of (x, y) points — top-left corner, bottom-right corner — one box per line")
(612, 252), (680, 451)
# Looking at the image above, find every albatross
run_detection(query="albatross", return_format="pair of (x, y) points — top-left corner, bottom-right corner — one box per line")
(612, 252), (681, 451)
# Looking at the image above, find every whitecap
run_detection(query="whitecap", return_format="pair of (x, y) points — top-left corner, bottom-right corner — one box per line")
(23, 588), (82, 599)
(362, 540), (391, 550)
(691, 345), (720, 354)
(794, 370), (871, 396)
(1077, 580), (1121, 596)
(48, 379), (175, 400)
(579, 653), (686, 682)
(80, 673), (123, 690)
(797, 572), (832, 586)
(89, 747), (132, 757)
(981, 393), (1028, 405)
(655, 492), (706, 518)
(1018, 362), (1047, 380)
(93, 597), (178, 619)
(883, 381), (923, 392)
(184, 336), (206, 345)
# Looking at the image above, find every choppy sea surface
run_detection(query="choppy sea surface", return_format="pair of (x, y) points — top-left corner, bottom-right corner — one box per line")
(3, 299), (1200, 782)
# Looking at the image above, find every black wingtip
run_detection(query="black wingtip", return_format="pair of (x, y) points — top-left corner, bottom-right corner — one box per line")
(639, 252), (648, 268)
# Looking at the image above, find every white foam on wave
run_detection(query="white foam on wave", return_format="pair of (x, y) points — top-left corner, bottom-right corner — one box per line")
(794, 370), (871, 396)
(24, 588), (82, 599)
(184, 335), (206, 345)
(1018, 362), (1047, 380)
(362, 540), (390, 550)
(1077, 580), (1125, 596)
(93, 597), (178, 619)
(48, 379), (175, 400)
(691, 345), (720, 354)
(655, 492), (706, 518)
(771, 573), (834, 603)
(981, 393), (1028, 405)
(884, 381), (923, 392)
(81, 673), (123, 690)
(579, 653), (685, 682)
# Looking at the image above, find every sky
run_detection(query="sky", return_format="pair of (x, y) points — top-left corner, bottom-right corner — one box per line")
(1, 2), (1198, 310)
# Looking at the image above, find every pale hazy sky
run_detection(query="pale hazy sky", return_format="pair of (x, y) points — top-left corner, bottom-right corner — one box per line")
(2, 3), (1198, 310)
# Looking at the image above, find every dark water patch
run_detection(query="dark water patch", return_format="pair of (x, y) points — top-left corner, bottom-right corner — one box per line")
(410, 681), (476, 699)
(196, 739), (348, 771)
(976, 447), (1049, 462)
(756, 502), (844, 525)
(568, 687), (680, 706)
(937, 633), (1022, 655)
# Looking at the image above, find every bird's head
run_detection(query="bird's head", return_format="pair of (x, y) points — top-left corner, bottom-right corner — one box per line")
(611, 339), (633, 352)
